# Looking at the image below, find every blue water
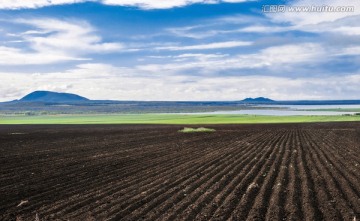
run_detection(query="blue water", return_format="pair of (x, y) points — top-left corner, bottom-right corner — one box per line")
(208, 109), (357, 116)
(179, 104), (360, 116)
(260, 104), (360, 110)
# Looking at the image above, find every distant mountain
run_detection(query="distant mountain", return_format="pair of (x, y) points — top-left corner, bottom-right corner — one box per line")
(241, 97), (274, 103)
(19, 91), (89, 103)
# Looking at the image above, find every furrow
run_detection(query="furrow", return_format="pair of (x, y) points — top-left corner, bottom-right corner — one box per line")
(230, 129), (290, 221)
(209, 130), (288, 220)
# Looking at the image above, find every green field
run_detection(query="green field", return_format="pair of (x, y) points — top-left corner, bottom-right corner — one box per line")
(1, 114), (360, 124)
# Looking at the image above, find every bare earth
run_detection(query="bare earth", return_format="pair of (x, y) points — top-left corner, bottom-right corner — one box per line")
(0, 123), (359, 220)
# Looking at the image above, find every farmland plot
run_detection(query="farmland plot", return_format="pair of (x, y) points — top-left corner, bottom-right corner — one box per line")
(0, 123), (359, 220)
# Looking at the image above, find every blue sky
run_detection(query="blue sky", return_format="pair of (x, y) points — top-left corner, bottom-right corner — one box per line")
(0, 0), (359, 101)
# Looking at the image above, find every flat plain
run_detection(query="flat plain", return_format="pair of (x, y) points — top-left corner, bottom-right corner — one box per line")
(1, 113), (360, 124)
(0, 123), (359, 220)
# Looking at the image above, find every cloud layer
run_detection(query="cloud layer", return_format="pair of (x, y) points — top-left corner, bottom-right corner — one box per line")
(0, 0), (250, 10)
(0, 18), (123, 65)
(0, 0), (359, 101)
(2, 63), (360, 102)
(155, 41), (252, 51)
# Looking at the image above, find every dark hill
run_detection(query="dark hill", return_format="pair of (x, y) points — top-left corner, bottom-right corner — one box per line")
(20, 91), (89, 103)
(242, 97), (274, 103)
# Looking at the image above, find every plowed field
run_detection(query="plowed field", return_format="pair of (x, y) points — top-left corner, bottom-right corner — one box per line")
(0, 123), (359, 220)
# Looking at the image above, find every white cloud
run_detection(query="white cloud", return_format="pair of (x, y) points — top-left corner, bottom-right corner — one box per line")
(15, 18), (123, 54)
(0, 0), (88, 10)
(155, 41), (252, 51)
(235, 22), (360, 36)
(0, 0), (252, 10)
(263, 0), (360, 37)
(167, 24), (294, 39)
(102, 0), (209, 9)
(0, 18), (123, 65)
(176, 53), (228, 59)
(0, 46), (88, 65)
(270, 0), (360, 26)
(148, 53), (228, 62)
(133, 0), (251, 9)
(337, 46), (360, 56)
(167, 1), (360, 38)
(236, 25), (293, 33)
(301, 15), (360, 36)
(257, 43), (324, 65)
(1, 63), (360, 101)
(140, 43), (325, 73)
(165, 15), (265, 39)
(166, 26), (218, 39)
(332, 26), (360, 35)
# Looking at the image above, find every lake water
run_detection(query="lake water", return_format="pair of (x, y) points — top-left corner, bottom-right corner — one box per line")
(208, 109), (357, 116)
(260, 104), (360, 110)
(184, 104), (360, 116)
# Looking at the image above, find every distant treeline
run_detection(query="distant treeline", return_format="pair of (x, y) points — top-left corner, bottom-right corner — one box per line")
(1, 100), (360, 115)
(0, 101), (248, 115)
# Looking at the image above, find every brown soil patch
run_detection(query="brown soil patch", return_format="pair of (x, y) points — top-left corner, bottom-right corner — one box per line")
(0, 123), (359, 220)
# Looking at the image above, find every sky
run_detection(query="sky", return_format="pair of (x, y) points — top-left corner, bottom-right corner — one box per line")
(0, 0), (359, 101)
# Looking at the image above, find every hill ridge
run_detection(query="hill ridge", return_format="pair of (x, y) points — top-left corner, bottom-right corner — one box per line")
(241, 97), (274, 103)
(20, 91), (89, 103)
